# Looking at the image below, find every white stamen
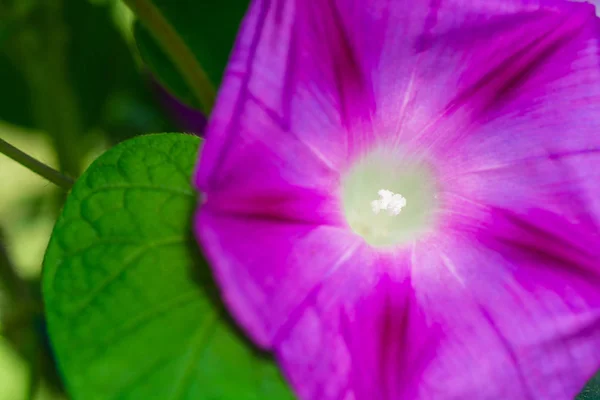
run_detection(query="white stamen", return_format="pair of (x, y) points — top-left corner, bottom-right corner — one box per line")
(371, 189), (407, 216)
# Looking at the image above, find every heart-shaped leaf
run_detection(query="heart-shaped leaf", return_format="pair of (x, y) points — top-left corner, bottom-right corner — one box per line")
(43, 133), (294, 400)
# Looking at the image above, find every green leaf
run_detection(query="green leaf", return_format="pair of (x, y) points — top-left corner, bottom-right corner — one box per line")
(578, 372), (600, 400)
(43, 133), (294, 400)
(126, 0), (249, 112)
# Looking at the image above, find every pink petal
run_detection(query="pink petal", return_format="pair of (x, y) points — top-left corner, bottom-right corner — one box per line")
(195, 0), (374, 196)
(269, 209), (600, 399)
(441, 8), (600, 229)
(194, 0), (600, 398)
(410, 209), (600, 398)
(364, 1), (598, 161)
(196, 209), (372, 347)
(273, 262), (441, 399)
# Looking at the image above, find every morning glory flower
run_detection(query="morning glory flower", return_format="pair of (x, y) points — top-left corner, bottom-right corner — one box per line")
(194, 0), (600, 398)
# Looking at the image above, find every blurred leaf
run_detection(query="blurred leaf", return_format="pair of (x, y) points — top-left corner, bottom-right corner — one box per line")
(101, 85), (177, 142)
(0, 0), (36, 131)
(1, 278), (65, 398)
(0, 52), (34, 128)
(43, 133), (294, 400)
(0, 0), (173, 143)
(578, 372), (600, 399)
(65, 0), (172, 139)
(127, 0), (249, 112)
(134, 21), (197, 108)
(64, 0), (134, 131)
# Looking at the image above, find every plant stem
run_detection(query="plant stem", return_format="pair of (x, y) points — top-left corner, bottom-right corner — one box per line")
(0, 137), (74, 189)
(124, 0), (216, 114)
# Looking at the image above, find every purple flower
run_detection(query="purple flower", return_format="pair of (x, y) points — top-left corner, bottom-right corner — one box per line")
(194, 0), (600, 398)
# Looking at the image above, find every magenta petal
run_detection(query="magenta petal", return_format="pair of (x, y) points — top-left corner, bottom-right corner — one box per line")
(195, 0), (375, 195)
(196, 209), (371, 346)
(195, 0), (600, 398)
(271, 211), (600, 399)
(442, 5), (600, 227)
(410, 210), (600, 398)
(273, 261), (439, 399)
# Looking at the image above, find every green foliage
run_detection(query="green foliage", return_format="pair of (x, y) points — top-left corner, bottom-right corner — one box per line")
(65, 0), (140, 132)
(130, 0), (249, 111)
(578, 375), (600, 400)
(64, 0), (175, 142)
(149, 0), (248, 86)
(0, 0), (175, 142)
(42, 134), (294, 400)
(0, 53), (33, 128)
(134, 22), (197, 108)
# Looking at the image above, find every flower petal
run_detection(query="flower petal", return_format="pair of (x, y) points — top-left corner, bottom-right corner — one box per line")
(353, 0), (597, 155)
(194, 0), (600, 398)
(273, 263), (440, 399)
(196, 0), (376, 198)
(195, 208), (371, 346)
(442, 21), (600, 231)
(242, 211), (600, 400)
(197, 0), (599, 205)
(410, 209), (600, 399)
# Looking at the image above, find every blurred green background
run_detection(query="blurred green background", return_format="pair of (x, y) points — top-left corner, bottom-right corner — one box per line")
(0, 0), (200, 398)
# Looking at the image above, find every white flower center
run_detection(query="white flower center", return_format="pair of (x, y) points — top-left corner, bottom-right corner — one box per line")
(371, 189), (407, 216)
(341, 147), (438, 248)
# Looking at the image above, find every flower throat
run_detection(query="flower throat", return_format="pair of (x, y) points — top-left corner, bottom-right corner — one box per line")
(341, 147), (439, 248)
